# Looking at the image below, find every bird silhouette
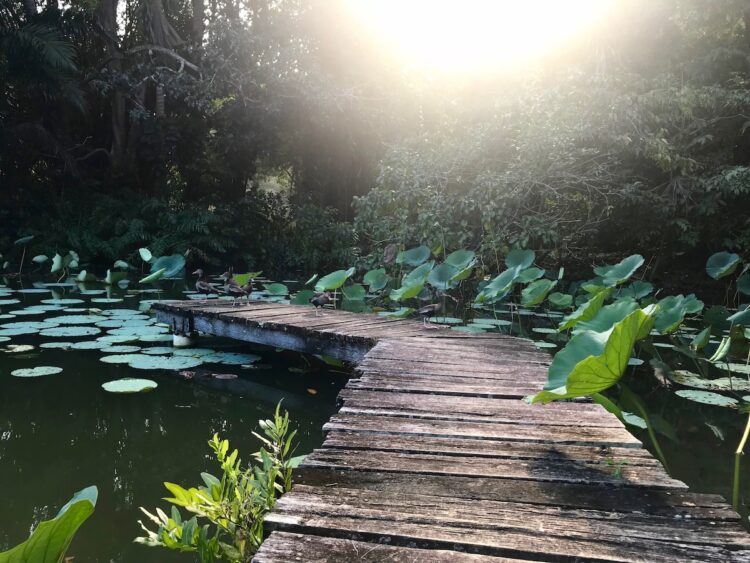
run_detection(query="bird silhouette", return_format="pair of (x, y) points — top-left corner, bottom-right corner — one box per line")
(310, 291), (332, 316)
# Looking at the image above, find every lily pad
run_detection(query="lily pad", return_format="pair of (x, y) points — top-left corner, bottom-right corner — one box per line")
(396, 246), (431, 267)
(172, 348), (215, 357)
(40, 326), (101, 338)
(671, 370), (750, 392)
(675, 389), (739, 408)
(97, 335), (139, 344)
(451, 325), (486, 333)
(3, 344), (35, 353)
(0, 321), (59, 330)
(141, 346), (175, 355)
(46, 315), (106, 325)
(41, 299), (84, 305)
(100, 353), (144, 364)
(0, 299), (21, 306)
(101, 345), (142, 354)
(102, 378), (158, 393)
(70, 340), (109, 350)
(90, 298), (124, 304)
(140, 334), (173, 343)
(428, 316), (463, 325)
(201, 352), (260, 365)
(107, 326), (168, 336)
(706, 251), (741, 280)
(0, 327), (40, 336)
(128, 355), (203, 370)
(96, 318), (154, 328)
(103, 309), (143, 317)
(39, 341), (74, 349)
(471, 318), (512, 326)
(378, 307), (415, 319)
(16, 288), (51, 294)
(12, 366), (62, 377)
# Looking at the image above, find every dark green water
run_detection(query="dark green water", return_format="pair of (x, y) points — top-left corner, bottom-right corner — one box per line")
(0, 280), (346, 562)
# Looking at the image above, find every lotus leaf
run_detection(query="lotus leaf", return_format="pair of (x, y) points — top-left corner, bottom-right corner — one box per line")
(41, 299), (83, 305)
(138, 248), (153, 263)
(452, 325), (486, 333)
(40, 326), (101, 338)
(290, 290), (315, 305)
(593, 254), (644, 286)
(40, 341), (74, 349)
(558, 290), (610, 331)
(172, 347), (215, 357)
(475, 265), (522, 304)
(68, 340), (107, 350)
(0, 336), (9, 343)
(263, 283), (288, 296)
(11, 366), (62, 377)
(619, 280), (654, 299)
(428, 316), (462, 325)
(444, 249), (476, 270)
(690, 327), (712, 351)
(378, 307), (415, 318)
(16, 288), (50, 293)
(675, 390), (739, 408)
(150, 254), (186, 278)
(534, 341), (558, 348)
(315, 267), (356, 291)
(654, 294), (704, 334)
(471, 318), (512, 326)
(363, 268), (388, 291)
(3, 344), (35, 353)
(104, 270), (127, 285)
(142, 346), (176, 355)
(100, 353), (144, 364)
(103, 309), (143, 317)
(396, 245), (430, 266)
(201, 351), (260, 365)
(14, 235), (34, 245)
(548, 292), (573, 309)
(107, 326), (168, 336)
(102, 378), (158, 393)
(706, 251), (741, 280)
(47, 315), (105, 325)
(0, 321), (58, 330)
(427, 263), (459, 290)
(521, 279), (557, 307)
(505, 249), (535, 269)
(517, 267), (545, 283)
(671, 370), (750, 392)
(573, 298), (638, 334)
(140, 334), (172, 342)
(128, 355), (203, 370)
(139, 268), (166, 284)
(0, 327), (40, 336)
(0, 299), (20, 306)
(342, 284), (366, 301)
(97, 334), (138, 344)
(101, 345), (142, 353)
(728, 306), (750, 326)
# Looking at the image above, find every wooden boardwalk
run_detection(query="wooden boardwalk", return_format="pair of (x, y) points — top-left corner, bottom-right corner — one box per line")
(154, 301), (750, 562)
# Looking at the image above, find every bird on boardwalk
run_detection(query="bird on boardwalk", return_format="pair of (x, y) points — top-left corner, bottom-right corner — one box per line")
(192, 269), (221, 303)
(240, 278), (253, 303)
(417, 302), (442, 327)
(310, 291), (331, 316)
(220, 271), (248, 306)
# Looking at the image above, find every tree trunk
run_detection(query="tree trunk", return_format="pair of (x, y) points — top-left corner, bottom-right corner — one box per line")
(191, 0), (205, 47)
(142, 0), (184, 48)
(23, 0), (36, 19)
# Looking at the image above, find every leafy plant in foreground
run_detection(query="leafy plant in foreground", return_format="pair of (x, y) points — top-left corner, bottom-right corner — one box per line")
(135, 404), (303, 562)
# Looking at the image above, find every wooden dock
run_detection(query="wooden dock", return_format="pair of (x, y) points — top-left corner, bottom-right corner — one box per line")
(154, 301), (750, 562)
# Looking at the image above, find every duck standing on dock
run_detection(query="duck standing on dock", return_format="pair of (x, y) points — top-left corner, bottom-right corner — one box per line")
(220, 271), (249, 306)
(310, 291), (331, 316)
(192, 269), (221, 303)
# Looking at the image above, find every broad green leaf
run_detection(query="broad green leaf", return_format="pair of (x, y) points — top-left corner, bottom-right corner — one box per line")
(670, 370), (750, 392)
(150, 254), (185, 278)
(290, 289), (315, 305)
(140, 267), (167, 284)
(450, 264), (475, 284)
(50, 253), (64, 274)
(315, 267), (356, 291)
(76, 270), (96, 282)
(363, 268), (388, 291)
(396, 246), (430, 267)
(32, 255), (48, 264)
(505, 249), (535, 269)
(653, 294), (703, 334)
(706, 251), (740, 280)
(548, 292), (573, 309)
(690, 326), (711, 351)
(593, 254), (644, 286)
(444, 250), (475, 270)
(521, 279), (557, 307)
(427, 263), (459, 290)
(342, 284), (366, 301)
(738, 273), (750, 296)
(102, 378), (158, 393)
(113, 260), (129, 269)
(233, 272), (262, 286)
(138, 248), (153, 263)
(475, 265), (522, 304)
(573, 298), (638, 334)
(517, 267), (545, 283)
(558, 290), (610, 331)
(728, 306), (750, 326)
(264, 283), (288, 296)
(0, 486), (97, 563)
(675, 390), (739, 408)
(378, 307), (415, 318)
(619, 280), (654, 299)
(14, 235), (34, 246)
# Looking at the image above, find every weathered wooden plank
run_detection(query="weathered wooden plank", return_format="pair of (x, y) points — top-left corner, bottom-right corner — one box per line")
(253, 532), (526, 562)
(295, 467), (737, 519)
(348, 375), (544, 398)
(355, 362), (550, 383)
(302, 448), (680, 488)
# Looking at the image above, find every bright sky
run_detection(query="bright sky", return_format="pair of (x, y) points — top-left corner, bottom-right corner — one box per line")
(345, 0), (615, 73)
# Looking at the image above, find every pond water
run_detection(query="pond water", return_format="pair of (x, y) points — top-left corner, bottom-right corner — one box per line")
(0, 279), (346, 562)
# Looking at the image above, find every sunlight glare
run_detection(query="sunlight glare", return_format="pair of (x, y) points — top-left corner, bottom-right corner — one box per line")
(346, 0), (614, 72)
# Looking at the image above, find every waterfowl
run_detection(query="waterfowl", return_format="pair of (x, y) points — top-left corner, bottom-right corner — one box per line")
(241, 278), (253, 303)
(192, 269), (220, 303)
(417, 303), (442, 326)
(310, 291), (332, 316)
(220, 271), (248, 306)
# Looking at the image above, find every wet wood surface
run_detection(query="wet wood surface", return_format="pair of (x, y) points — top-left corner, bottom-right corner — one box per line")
(153, 301), (750, 562)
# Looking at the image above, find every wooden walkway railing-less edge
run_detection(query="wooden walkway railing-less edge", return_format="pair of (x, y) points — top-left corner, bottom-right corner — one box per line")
(153, 301), (750, 562)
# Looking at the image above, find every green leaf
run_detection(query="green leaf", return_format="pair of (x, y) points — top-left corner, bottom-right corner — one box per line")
(517, 267), (545, 283)
(139, 267), (167, 284)
(738, 273), (750, 296)
(530, 306), (657, 403)
(50, 253), (64, 274)
(32, 255), (48, 264)
(653, 294), (703, 334)
(619, 280), (654, 299)
(573, 298), (638, 334)
(475, 265), (522, 304)
(290, 289), (315, 305)
(505, 249), (535, 269)
(728, 306), (750, 326)
(150, 254), (185, 278)
(14, 235), (34, 246)
(315, 267), (356, 291)
(101, 378), (158, 393)
(427, 263), (460, 290)
(675, 390), (739, 408)
(263, 283), (288, 296)
(113, 260), (130, 269)
(558, 290), (610, 331)
(233, 272), (262, 286)
(378, 307), (415, 318)
(706, 251), (740, 280)
(0, 486), (97, 563)
(548, 292), (573, 309)
(593, 254), (644, 286)
(521, 279), (557, 307)
(690, 326), (712, 351)
(138, 248), (153, 263)
(363, 268), (388, 291)
(396, 246), (430, 267)
(342, 284), (366, 301)
(444, 249), (475, 270)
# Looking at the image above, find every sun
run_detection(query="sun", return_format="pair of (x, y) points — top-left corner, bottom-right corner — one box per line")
(345, 0), (615, 73)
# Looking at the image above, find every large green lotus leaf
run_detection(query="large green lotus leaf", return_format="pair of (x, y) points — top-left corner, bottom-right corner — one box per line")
(142, 346), (176, 355)
(517, 267), (545, 283)
(16, 288), (50, 294)
(396, 245), (430, 267)
(545, 331), (608, 390)
(97, 334), (138, 344)
(11, 366), (63, 377)
(675, 389), (739, 408)
(471, 318), (512, 326)
(0, 321), (59, 330)
(654, 294), (704, 334)
(619, 280), (654, 300)
(47, 315), (106, 325)
(139, 267), (166, 284)
(0, 327), (39, 336)
(32, 255), (48, 264)
(342, 299), (369, 312)
(172, 348), (215, 357)
(96, 318), (153, 329)
(290, 289), (315, 305)
(139, 334), (172, 343)
(389, 283), (424, 301)
(728, 306), (750, 326)
(474, 265), (522, 304)
(378, 307), (415, 318)
(0, 486), (97, 563)
(315, 267), (356, 291)
(50, 253), (64, 274)
(128, 355), (203, 370)
(233, 272), (262, 286)
(402, 262), (434, 286)
(264, 283), (288, 296)
(100, 353), (147, 364)
(690, 326), (711, 351)
(101, 345), (142, 353)
(428, 316), (462, 325)
(103, 309), (143, 317)
(737, 273), (750, 296)
(363, 268), (388, 291)
(706, 251), (741, 280)
(102, 378), (158, 393)
(521, 279), (557, 307)
(531, 306), (657, 403)
(504, 249), (535, 269)
(450, 264), (475, 284)
(670, 370), (750, 392)
(70, 340), (108, 350)
(548, 292), (573, 309)
(201, 351), (260, 365)
(573, 298), (638, 334)
(14, 235), (34, 245)
(558, 290), (610, 331)
(41, 298), (83, 305)
(444, 250), (475, 270)
(427, 263), (459, 290)
(39, 341), (73, 349)
(592, 254), (644, 287)
(150, 254), (185, 278)
(40, 326), (100, 338)
(0, 299), (21, 307)
(138, 248), (153, 263)
(342, 284), (366, 301)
